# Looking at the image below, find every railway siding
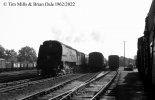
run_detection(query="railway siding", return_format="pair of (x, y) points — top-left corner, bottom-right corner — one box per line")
(21, 72), (102, 100)
(63, 71), (118, 100)
(2, 68), (153, 100)
(0, 74), (83, 100)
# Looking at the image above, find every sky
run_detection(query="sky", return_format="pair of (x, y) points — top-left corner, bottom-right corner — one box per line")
(0, 0), (153, 59)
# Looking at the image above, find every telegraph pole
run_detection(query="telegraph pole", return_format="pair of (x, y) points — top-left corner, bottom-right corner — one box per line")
(124, 41), (126, 68)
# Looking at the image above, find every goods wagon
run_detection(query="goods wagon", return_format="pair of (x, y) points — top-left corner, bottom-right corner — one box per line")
(3, 62), (36, 72)
(37, 40), (87, 76)
(0, 61), (36, 72)
(137, 36), (145, 76)
(136, 0), (155, 86)
(108, 55), (119, 70)
(88, 52), (105, 72)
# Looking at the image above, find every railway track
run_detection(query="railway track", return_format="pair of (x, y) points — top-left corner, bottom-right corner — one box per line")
(99, 71), (120, 100)
(0, 69), (38, 83)
(0, 74), (80, 93)
(0, 76), (42, 88)
(19, 72), (104, 100)
(0, 76), (46, 93)
(34, 70), (118, 100)
(0, 71), (120, 100)
(0, 73), (87, 100)
(59, 71), (118, 100)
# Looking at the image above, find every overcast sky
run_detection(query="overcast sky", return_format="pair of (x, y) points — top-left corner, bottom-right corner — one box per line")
(0, 0), (153, 59)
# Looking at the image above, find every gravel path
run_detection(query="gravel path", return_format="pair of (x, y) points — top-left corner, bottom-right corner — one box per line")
(117, 68), (154, 100)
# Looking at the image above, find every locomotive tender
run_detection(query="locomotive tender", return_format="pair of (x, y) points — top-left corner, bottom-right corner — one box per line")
(88, 52), (106, 72)
(108, 55), (119, 70)
(37, 40), (87, 76)
(137, 0), (155, 86)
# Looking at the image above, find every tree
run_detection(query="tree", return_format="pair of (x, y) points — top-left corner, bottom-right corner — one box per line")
(119, 56), (128, 67)
(18, 46), (37, 63)
(5, 49), (18, 62)
(0, 45), (5, 59)
(119, 56), (135, 67)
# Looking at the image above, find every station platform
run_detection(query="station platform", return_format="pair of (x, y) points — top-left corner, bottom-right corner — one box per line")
(117, 67), (154, 100)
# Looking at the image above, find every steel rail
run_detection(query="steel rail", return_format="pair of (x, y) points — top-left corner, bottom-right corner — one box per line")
(19, 74), (86, 100)
(90, 71), (118, 100)
(58, 71), (110, 100)
(0, 74), (75, 93)
(59, 71), (117, 100)
(20, 72), (104, 100)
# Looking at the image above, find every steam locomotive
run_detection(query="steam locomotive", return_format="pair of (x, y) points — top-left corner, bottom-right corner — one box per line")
(36, 40), (88, 76)
(136, 0), (155, 86)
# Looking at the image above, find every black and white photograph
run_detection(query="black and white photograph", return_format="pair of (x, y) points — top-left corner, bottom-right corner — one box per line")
(0, 0), (154, 99)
